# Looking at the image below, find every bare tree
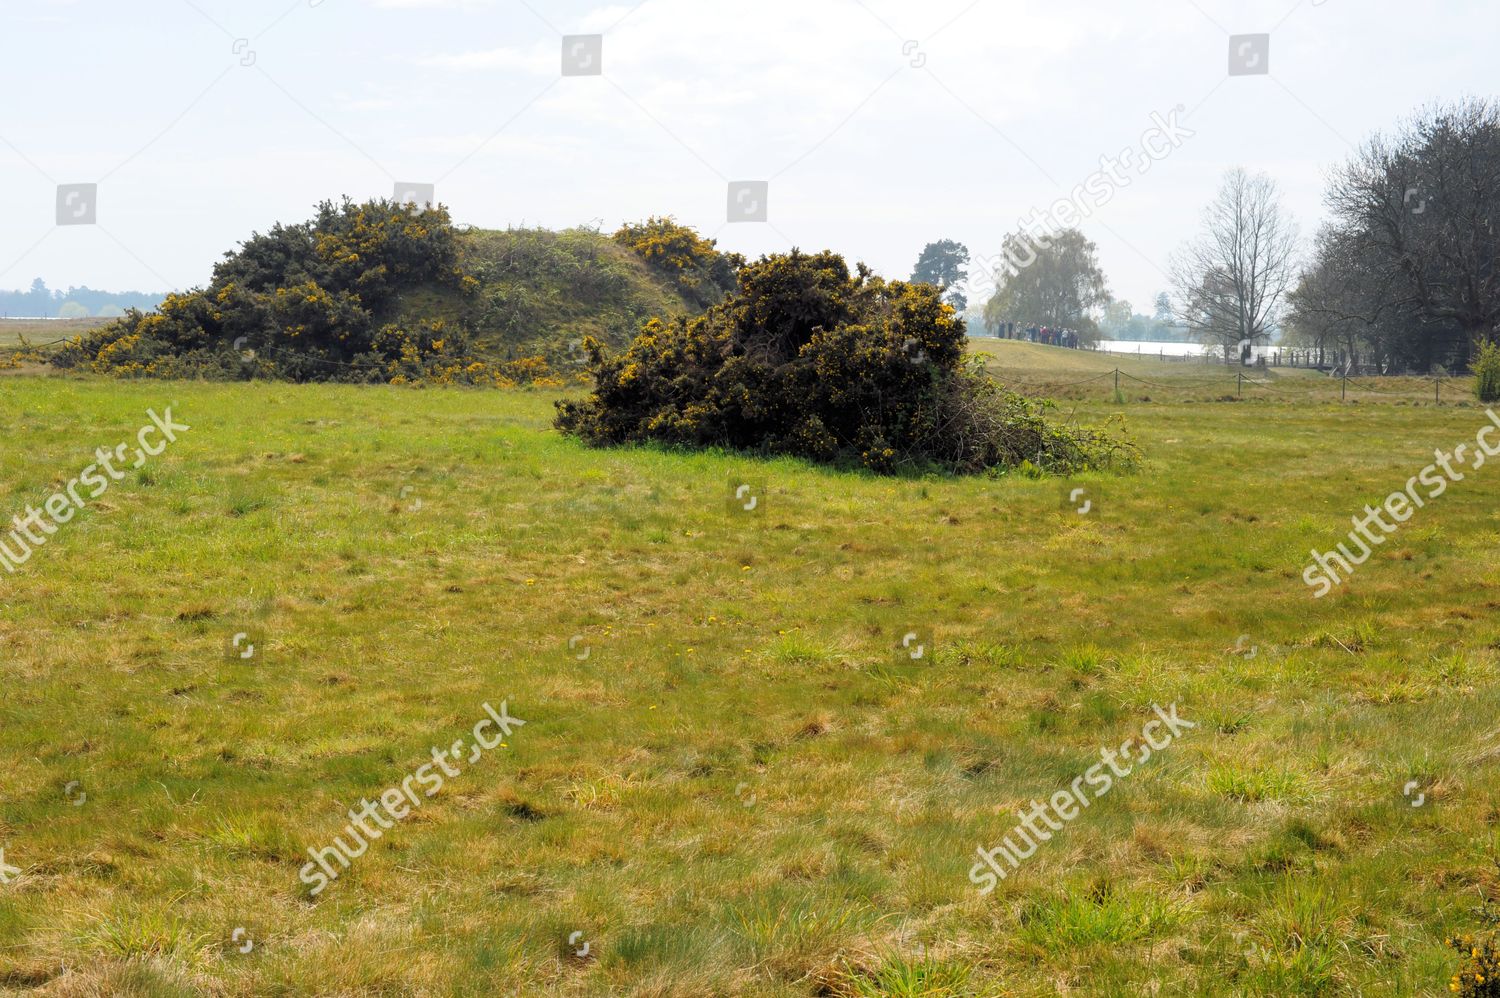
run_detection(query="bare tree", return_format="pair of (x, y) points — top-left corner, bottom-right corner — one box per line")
(1324, 98), (1500, 359)
(1170, 168), (1299, 364)
(1285, 226), (1374, 369)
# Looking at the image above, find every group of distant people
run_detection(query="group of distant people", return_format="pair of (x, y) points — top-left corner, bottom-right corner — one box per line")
(990, 322), (1082, 350)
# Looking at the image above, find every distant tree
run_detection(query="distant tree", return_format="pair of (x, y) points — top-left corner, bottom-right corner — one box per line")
(1152, 292), (1173, 325)
(983, 228), (1109, 344)
(1101, 299), (1133, 338)
(1170, 168), (1299, 365)
(0, 280), (164, 318)
(1285, 226), (1386, 369)
(911, 239), (970, 313)
(1315, 98), (1500, 367)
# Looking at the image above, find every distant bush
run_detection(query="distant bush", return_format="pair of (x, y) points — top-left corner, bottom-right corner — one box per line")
(613, 217), (743, 309)
(556, 249), (1135, 475)
(1475, 340), (1500, 403)
(53, 198), (542, 385)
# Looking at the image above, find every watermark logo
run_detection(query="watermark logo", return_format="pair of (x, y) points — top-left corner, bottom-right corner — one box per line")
(1233, 929), (1271, 964)
(1229, 34), (1270, 76)
(232, 38), (256, 67)
(1404, 187), (1428, 214)
(1304, 410), (1500, 597)
(63, 781), (86, 806)
(965, 107), (1193, 303)
(568, 931), (591, 958)
(56, 183), (98, 226)
(726, 479), (763, 516)
(394, 183), (435, 211)
(897, 627), (932, 662)
(299, 700), (525, 896)
(0, 408), (188, 575)
(1061, 484), (1096, 516)
(232, 336), (256, 361)
(735, 781), (757, 807)
(1231, 635), (1258, 659)
(901, 40), (926, 68)
(231, 927), (254, 954)
(969, 704), (1195, 894)
(567, 635), (591, 661)
(727, 181), (768, 223)
(398, 485), (422, 512)
(1403, 780), (1426, 807)
(562, 34), (602, 76)
(225, 629), (262, 662)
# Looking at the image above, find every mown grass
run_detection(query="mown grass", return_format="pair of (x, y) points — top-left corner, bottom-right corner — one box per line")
(1, 373), (1497, 995)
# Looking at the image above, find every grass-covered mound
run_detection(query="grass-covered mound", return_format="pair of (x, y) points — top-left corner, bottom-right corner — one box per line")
(557, 250), (1135, 475)
(53, 203), (727, 384)
(448, 219), (730, 366)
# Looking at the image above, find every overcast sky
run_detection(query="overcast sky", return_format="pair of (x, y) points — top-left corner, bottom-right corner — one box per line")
(3, 0), (1497, 315)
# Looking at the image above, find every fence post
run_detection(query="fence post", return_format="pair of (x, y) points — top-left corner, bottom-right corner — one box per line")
(1237, 372), (1242, 399)
(1341, 370), (1347, 402)
(1114, 368), (1120, 395)
(1436, 377), (1441, 404)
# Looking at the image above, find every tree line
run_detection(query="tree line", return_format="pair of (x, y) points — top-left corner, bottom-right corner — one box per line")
(0, 279), (164, 319)
(1288, 98), (1500, 372)
(909, 97), (1500, 373)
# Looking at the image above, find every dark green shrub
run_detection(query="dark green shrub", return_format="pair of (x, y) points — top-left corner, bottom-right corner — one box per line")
(556, 250), (1135, 475)
(54, 198), (486, 383)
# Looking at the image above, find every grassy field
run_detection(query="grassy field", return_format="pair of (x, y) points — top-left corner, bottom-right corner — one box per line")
(976, 340), (1471, 406)
(2, 370), (1498, 995)
(0, 319), (108, 350)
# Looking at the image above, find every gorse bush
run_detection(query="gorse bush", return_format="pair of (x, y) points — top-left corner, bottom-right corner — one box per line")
(556, 249), (1135, 475)
(612, 216), (743, 309)
(1447, 932), (1500, 996)
(1474, 340), (1500, 403)
(54, 206), (738, 384)
(54, 199), (552, 385)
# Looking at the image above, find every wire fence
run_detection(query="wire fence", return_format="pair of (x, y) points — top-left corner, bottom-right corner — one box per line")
(0, 335), (1482, 406)
(987, 365), (1479, 405)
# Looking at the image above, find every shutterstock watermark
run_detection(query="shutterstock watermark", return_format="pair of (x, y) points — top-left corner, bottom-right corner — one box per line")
(299, 700), (525, 896)
(968, 107), (1195, 301)
(0, 408), (189, 574)
(968, 703), (1195, 894)
(1303, 409), (1500, 597)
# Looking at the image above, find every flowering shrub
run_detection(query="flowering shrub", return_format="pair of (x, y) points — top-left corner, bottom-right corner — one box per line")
(613, 216), (742, 309)
(557, 250), (1135, 475)
(1449, 932), (1500, 996)
(52, 198), (523, 385)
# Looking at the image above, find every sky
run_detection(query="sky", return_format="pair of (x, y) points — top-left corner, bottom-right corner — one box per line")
(2, 0), (1497, 316)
